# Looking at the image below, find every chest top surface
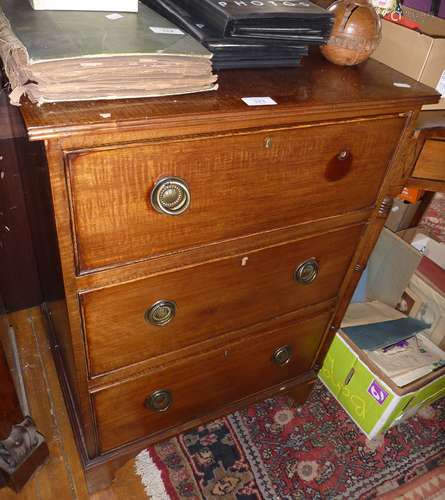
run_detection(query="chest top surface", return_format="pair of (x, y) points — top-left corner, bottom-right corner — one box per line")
(18, 53), (439, 141)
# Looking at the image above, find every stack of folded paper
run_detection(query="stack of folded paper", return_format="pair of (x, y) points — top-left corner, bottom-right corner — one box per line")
(0, 0), (217, 105)
(142, 0), (333, 69)
(365, 334), (445, 387)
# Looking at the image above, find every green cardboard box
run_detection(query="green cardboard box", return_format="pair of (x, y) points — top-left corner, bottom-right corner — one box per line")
(319, 331), (445, 439)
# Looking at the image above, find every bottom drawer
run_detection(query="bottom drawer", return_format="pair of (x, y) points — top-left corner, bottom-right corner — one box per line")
(93, 309), (332, 452)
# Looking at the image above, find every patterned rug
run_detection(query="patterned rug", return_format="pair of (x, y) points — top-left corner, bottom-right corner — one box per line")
(419, 192), (445, 243)
(135, 383), (445, 499)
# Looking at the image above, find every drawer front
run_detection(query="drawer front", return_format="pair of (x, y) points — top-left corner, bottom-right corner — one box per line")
(93, 309), (332, 453)
(82, 224), (363, 376)
(412, 139), (445, 182)
(68, 117), (404, 271)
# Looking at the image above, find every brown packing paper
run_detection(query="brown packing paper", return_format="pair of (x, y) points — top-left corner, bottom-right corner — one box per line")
(0, 10), (32, 102)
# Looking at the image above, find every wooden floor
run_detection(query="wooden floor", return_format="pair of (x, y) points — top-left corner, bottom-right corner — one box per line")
(1, 308), (148, 500)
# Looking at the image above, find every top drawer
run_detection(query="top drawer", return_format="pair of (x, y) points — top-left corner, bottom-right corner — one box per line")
(66, 116), (405, 272)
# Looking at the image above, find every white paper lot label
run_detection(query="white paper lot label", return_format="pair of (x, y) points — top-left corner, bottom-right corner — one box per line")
(150, 26), (184, 35)
(242, 97), (277, 106)
(105, 13), (123, 20)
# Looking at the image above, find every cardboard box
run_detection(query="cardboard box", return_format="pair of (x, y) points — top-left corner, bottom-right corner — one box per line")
(371, 7), (445, 110)
(323, 227), (445, 438)
(384, 198), (421, 232)
(319, 331), (445, 438)
(28, 0), (138, 12)
(366, 228), (423, 307)
(407, 257), (445, 349)
(398, 227), (445, 269)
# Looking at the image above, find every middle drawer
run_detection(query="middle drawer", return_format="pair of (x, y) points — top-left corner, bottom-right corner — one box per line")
(81, 224), (363, 376)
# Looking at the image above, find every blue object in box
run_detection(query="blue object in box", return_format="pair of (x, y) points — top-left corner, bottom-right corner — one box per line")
(342, 317), (431, 351)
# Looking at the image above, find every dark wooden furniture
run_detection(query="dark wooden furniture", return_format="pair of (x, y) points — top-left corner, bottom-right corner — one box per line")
(0, 75), (42, 312)
(17, 54), (439, 492)
(0, 72), (63, 312)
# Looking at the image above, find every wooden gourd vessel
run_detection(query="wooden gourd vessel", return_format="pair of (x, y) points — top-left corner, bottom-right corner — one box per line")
(321, 0), (382, 65)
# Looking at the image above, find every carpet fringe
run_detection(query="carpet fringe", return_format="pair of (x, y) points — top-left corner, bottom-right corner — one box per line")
(135, 449), (171, 500)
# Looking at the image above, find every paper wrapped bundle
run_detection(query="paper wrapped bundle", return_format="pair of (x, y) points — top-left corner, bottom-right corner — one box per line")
(0, 0), (217, 105)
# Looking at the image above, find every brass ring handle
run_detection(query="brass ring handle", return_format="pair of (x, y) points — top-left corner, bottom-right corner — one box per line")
(294, 258), (319, 285)
(145, 389), (172, 412)
(150, 177), (190, 215)
(145, 300), (176, 327)
(272, 345), (293, 366)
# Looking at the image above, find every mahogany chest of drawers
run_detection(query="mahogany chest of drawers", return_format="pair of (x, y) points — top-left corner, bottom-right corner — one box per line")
(18, 55), (438, 492)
